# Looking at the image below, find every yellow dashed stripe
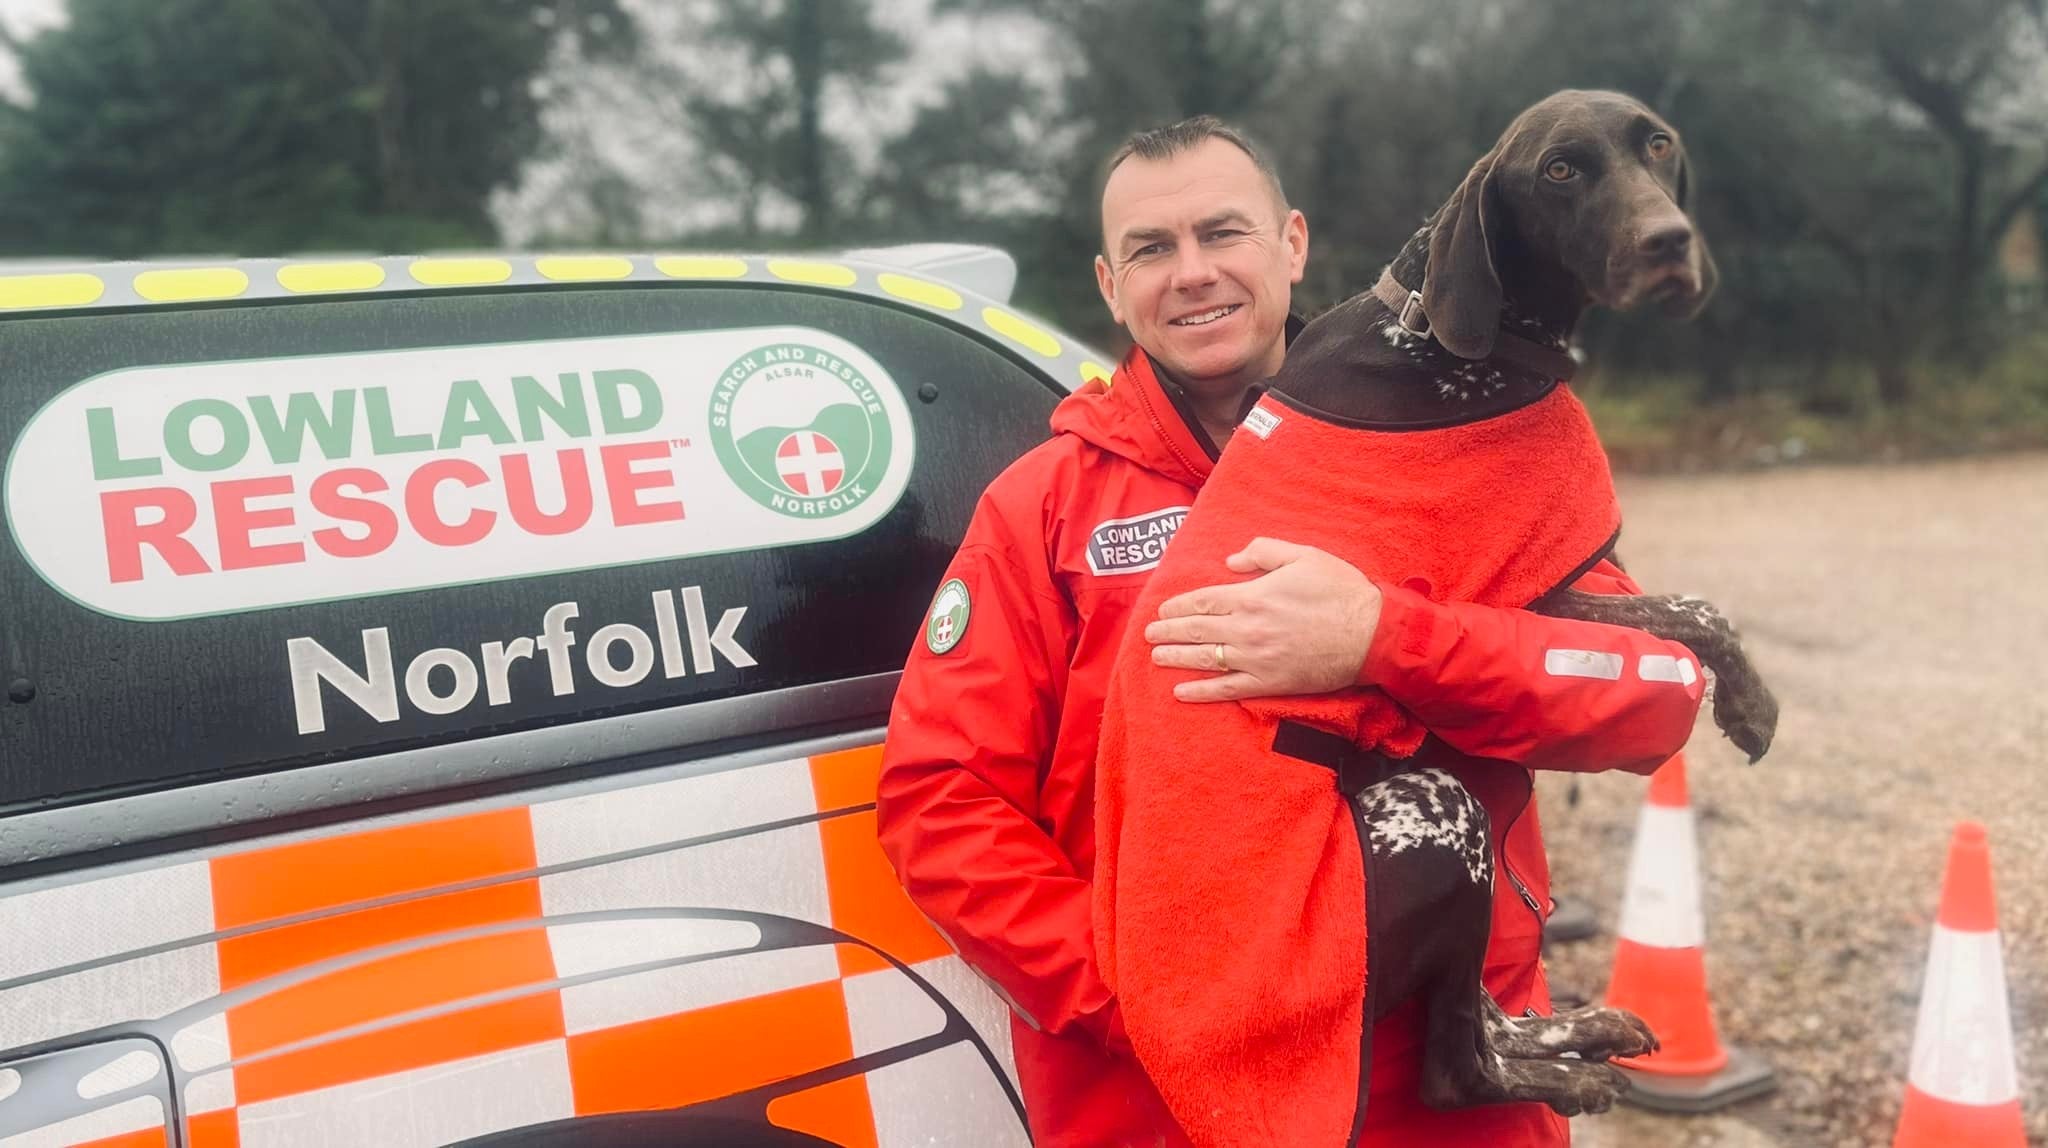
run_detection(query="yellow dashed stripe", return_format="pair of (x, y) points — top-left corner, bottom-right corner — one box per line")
(655, 256), (748, 279)
(768, 260), (858, 288)
(0, 273), (105, 310)
(134, 268), (249, 303)
(982, 307), (1061, 358)
(277, 262), (386, 294)
(536, 256), (635, 282)
(876, 273), (963, 311)
(409, 258), (513, 286)
(0, 255), (1114, 384)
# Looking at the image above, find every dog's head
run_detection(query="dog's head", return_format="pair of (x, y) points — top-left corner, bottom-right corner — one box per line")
(1422, 89), (1717, 360)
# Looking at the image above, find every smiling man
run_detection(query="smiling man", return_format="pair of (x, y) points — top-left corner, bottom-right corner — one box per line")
(877, 116), (1705, 1147)
(1093, 126), (1308, 447)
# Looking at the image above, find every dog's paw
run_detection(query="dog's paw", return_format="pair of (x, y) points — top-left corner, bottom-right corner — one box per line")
(1536, 1062), (1631, 1118)
(1528, 1005), (1659, 1062)
(1712, 677), (1779, 763)
(1601, 1009), (1659, 1061)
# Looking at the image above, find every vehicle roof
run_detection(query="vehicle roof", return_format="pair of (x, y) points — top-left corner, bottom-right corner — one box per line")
(0, 243), (1116, 393)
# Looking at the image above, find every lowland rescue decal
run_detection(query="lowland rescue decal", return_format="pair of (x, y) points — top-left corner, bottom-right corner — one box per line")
(3, 327), (915, 620)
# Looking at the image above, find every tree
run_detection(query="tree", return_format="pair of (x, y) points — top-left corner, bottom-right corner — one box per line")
(0, 0), (633, 257)
(1791, 0), (2048, 381)
(666, 0), (907, 244)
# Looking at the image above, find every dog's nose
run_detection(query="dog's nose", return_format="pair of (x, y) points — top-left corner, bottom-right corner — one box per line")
(1639, 222), (1693, 261)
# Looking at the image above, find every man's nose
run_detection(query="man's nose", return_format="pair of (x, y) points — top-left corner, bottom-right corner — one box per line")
(1169, 242), (1221, 290)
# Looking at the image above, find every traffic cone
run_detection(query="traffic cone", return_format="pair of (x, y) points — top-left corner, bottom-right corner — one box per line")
(1893, 822), (2025, 1147)
(1603, 753), (1777, 1111)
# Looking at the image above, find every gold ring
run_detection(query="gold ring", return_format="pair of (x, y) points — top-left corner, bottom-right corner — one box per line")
(1213, 643), (1229, 672)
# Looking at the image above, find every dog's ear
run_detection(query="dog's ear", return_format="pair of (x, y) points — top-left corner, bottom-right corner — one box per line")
(1678, 229), (1719, 319)
(1423, 148), (1504, 360)
(1671, 146), (1720, 319)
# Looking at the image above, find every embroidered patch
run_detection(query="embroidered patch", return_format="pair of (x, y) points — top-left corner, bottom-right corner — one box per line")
(1086, 506), (1190, 576)
(925, 578), (971, 654)
(1242, 406), (1282, 439)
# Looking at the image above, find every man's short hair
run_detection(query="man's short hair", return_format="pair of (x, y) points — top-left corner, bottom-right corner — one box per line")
(1098, 115), (1289, 252)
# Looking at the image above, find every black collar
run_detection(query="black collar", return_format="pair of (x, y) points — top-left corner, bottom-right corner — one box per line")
(1370, 270), (1578, 382)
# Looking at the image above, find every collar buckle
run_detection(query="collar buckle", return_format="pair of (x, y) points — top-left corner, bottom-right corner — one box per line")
(1397, 290), (1431, 338)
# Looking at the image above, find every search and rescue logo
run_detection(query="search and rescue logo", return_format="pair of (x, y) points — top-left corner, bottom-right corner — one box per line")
(710, 342), (894, 520)
(925, 578), (970, 654)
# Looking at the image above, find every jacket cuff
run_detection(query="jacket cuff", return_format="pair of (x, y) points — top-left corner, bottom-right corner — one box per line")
(1359, 580), (1454, 689)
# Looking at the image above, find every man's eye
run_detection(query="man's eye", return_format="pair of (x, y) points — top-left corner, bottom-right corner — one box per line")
(1203, 229), (1246, 242)
(1131, 243), (1167, 259)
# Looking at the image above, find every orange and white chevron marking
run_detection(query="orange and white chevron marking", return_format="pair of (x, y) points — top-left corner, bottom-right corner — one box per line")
(0, 745), (1026, 1148)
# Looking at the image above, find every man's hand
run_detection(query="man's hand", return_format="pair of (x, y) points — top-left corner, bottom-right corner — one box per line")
(1144, 538), (1382, 702)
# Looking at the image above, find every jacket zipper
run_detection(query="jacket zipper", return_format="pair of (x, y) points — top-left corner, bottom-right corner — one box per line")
(1494, 775), (1545, 923)
(1130, 368), (1212, 482)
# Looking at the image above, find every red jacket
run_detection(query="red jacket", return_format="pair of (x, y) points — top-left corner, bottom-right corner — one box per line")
(877, 346), (1706, 1147)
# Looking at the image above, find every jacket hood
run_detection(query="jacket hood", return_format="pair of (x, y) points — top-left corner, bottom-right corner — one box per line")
(1047, 345), (1216, 490)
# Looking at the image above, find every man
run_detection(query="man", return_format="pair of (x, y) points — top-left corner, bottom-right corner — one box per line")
(878, 116), (1705, 1147)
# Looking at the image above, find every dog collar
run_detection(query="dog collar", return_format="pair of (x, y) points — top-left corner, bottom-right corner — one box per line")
(1370, 269), (1580, 383)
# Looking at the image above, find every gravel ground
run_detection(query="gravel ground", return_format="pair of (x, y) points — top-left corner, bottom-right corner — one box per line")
(1552, 451), (2048, 1147)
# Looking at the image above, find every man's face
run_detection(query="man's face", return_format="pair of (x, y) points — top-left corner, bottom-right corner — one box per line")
(1095, 139), (1308, 396)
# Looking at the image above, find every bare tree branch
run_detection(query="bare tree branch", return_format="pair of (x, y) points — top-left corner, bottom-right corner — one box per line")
(1875, 43), (1977, 146)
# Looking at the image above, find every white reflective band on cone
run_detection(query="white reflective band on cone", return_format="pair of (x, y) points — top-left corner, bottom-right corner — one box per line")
(1907, 924), (2020, 1105)
(1616, 803), (1704, 949)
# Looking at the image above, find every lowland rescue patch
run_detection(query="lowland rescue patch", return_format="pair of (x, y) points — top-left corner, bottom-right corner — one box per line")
(1085, 506), (1189, 576)
(3, 327), (916, 620)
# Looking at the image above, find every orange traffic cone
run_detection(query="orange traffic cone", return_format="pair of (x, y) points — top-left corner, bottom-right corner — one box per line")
(1603, 753), (1776, 1111)
(1893, 822), (2025, 1147)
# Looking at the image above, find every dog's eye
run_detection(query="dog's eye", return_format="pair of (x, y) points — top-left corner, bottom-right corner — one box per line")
(1647, 133), (1673, 160)
(1544, 158), (1576, 182)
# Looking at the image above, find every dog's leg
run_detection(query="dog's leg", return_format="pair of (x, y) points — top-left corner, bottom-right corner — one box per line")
(1532, 589), (1778, 761)
(1481, 991), (1657, 1062)
(1361, 770), (1635, 1118)
(1411, 918), (1635, 1118)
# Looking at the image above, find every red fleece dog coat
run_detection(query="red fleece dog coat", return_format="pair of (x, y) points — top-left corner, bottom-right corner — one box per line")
(1093, 383), (1621, 1147)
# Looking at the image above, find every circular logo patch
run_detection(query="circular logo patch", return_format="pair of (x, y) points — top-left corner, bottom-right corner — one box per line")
(710, 342), (894, 519)
(925, 578), (971, 654)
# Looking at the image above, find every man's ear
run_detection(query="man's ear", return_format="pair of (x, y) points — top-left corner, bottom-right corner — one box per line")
(1095, 253), (1125, 326)
(1283, 208), (1309, 285)
(1422, 147), (1504, 360)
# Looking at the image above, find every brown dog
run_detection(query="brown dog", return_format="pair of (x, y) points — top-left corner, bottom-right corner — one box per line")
(1293, 88), (1778, 1119)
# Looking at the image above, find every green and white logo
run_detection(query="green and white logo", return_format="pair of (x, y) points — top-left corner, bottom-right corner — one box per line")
(710, 342), (895, 520)
(925, 578), (970, 654)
